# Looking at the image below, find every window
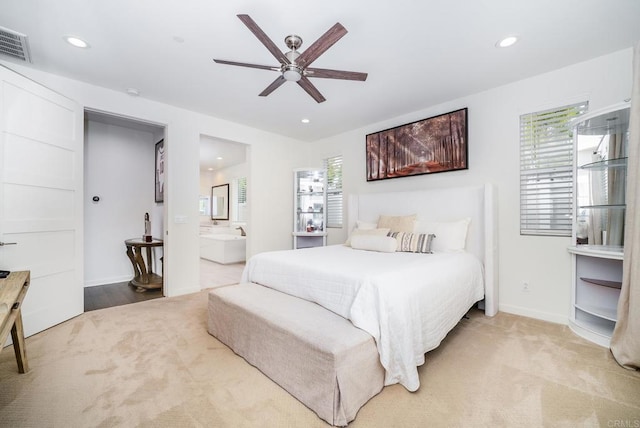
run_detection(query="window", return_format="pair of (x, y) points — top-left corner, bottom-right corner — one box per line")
(199, 196), (211, 216)
(520, 101), (588, 236)
(323, 155), (343, 228)
(232, 177), (247, 222)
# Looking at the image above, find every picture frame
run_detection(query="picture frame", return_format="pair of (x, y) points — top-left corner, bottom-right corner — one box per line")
(365, 108), (468, 181)
(155, 139), (165, 203)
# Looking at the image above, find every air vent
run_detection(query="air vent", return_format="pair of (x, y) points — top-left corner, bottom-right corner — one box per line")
(0, 26), (32, 63)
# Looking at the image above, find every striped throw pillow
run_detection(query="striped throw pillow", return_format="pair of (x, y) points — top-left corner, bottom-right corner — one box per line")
(388, 232), (436, 254)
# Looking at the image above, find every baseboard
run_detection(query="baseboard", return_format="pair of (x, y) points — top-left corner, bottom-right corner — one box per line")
(499, 304), (569, 325)
(84, 275), (132, 288)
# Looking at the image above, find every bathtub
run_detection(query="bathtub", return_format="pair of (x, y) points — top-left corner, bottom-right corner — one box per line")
(200, 234), (246, 264)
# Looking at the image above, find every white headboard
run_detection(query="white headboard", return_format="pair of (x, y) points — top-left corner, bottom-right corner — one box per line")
(348, 184), (498, 316)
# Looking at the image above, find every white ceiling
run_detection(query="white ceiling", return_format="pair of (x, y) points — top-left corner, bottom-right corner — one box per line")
(1, 0), (639, 144)
(199, 136), (247, 172)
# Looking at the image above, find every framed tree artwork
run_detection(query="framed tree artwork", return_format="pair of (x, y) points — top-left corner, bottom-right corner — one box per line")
(366, 108), (468, 181)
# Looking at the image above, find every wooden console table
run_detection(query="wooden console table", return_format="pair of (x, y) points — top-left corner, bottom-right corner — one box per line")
(0, 270), (30, 373)
(125, 238), (163, 293)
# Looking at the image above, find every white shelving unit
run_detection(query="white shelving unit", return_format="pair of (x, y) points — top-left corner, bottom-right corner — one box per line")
(568, 103), (629, 347)
(568, 245), (623, 346)
(293, 168), (327, 249)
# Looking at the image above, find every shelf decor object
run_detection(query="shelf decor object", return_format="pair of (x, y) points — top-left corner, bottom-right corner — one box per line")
(567, 102), (630, 347)
(293, 168), (327, 249)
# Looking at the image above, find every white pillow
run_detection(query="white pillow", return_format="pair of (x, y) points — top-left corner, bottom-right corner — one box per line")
(350, 235), (397, 253)
(414, 218), (471, 252)
(356, 220), (378, 230)
(344, 227), (391, 246)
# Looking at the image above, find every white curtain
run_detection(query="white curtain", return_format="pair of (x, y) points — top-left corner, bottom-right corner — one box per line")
(610, 41), (640, 369)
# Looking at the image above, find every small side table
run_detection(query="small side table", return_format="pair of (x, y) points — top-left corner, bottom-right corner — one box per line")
(0, 270), (30, 373)
(125, 238), (163, 293)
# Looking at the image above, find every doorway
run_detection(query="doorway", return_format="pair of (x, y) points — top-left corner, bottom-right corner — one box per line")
(83, 110), (166, 311)
(199, 135), (249, 290)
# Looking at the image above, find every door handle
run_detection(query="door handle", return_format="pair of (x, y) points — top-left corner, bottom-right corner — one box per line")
(0, 242), (17, 246)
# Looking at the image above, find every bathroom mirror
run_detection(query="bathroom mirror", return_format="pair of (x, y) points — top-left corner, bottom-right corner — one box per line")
(211, 184), (229, 221)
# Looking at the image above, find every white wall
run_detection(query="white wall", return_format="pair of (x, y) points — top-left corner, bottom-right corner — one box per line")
(1, 60), (302, 298)
(199, 170), (222, 224)
(307, 48), (633, 324)
(84, 120), (161, 286)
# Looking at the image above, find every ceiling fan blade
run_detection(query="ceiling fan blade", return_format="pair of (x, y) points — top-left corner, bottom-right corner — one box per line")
(297, 76), (326, 103)
(237, 14), (290, 65)
(259, 76), (286, 97)
(305, 67), (368, 81)
(213, 59), (279, 71)
(297, 23), (347, 68)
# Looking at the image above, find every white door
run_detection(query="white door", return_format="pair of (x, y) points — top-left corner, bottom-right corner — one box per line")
(0, 65), (83, 337)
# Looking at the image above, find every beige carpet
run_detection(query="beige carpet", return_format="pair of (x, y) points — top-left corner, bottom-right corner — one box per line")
(1, 289), (639, 428)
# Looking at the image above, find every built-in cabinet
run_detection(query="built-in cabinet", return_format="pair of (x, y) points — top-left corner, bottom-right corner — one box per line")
(568, 102), (629, 347)
(293, 168), (327, 249)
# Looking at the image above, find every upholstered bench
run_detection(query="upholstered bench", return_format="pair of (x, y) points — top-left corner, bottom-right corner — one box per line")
(207, 283), (385, 426)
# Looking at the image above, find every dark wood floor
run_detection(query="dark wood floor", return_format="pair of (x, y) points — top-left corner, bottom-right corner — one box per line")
(84, 281), (163, 312)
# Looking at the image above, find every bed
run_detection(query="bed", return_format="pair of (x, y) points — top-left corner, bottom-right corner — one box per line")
(208, 184), (498, 424)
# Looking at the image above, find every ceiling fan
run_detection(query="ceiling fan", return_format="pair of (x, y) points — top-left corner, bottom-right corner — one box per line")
(213, 14), (368, 103)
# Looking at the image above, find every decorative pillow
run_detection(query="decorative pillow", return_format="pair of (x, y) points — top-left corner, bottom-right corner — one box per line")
(344, 227), (391, 246)
(377, 214), (417, 233)
(388, 232), (436, 253)
(356, 220), (378, 230)
(414, 218), (471, 252)
(350, 235), (397, 253)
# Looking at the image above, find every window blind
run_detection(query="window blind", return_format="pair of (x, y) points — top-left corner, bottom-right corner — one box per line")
(323, 155), (343, 228)
(237, 176), (247, 204)
(234, 177), (247, 222)
(520, 101), (588, 236)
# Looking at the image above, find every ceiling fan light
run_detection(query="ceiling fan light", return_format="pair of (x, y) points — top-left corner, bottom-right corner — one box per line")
(283, 69), (301, 82)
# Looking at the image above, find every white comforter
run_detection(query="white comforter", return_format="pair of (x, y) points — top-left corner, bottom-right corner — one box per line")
(241, 245), (484, 392)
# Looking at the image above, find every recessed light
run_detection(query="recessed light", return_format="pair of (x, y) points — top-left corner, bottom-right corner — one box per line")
(496, 36), (518, 48)
(207, 167), (214, 171)
(64, 36), (90, 48)
(301, 118), (310, 124)
(216, 156), (223, 160)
